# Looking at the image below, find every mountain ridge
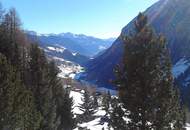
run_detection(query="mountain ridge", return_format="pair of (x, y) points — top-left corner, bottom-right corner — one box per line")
(26, 31), (116, 41)
(26, 30), (116, 57)
(82, 0), (190, 92)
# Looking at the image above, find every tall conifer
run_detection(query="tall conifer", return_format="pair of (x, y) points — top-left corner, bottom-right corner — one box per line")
(114, 13), (185, 130)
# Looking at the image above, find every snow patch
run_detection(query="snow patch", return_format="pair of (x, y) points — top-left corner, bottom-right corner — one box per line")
(99, 45), (106, 50)
(52, 56), (65, 62)
(43, 49), (51, 53)
(74, 118), (110, 130)
(186, 123), (190, 130)
(70, 91), (84, 114)
(70, 90), (110, 130)
(47, 46), (66, 53)
(172, 58), (190, 78)
(72, 52), (78, 56)
(57, 63), (84, 79)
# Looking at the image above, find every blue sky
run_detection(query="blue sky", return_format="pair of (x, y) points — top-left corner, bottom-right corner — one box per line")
(1, 0), (158, 38)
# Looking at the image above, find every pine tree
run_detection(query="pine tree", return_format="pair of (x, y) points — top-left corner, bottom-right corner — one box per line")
(92, 93), (99, 110)
(0, 12), (14, 60)
(0, 53), (41, 130)
(0, 54), (14, 128)
(114, 13), (185, 130)
(109, 98), (128, 130)
(29, 44), (56, 130)
(0, 5), (42, 130)
(8, 8), (22, 69)
(79, 89), (96, 122)
(56, 88), (75, 130)
(0, 8), (21, 67)
(13, 89), (42, 130)
(102, 91), (111, 115)
(0, 53), (17, 129)
(0, 4), (78, 130)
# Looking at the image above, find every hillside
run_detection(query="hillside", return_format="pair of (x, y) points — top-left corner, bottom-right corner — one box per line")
(82, 0), (190, 92)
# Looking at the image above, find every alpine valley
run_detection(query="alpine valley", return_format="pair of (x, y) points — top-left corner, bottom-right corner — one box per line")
(1, 0), (190, 129)
(27, 0), (190, 103)
(79, 0), (190, 102)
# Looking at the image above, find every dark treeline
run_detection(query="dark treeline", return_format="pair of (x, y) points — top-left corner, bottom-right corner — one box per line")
(0, 4), (74, 130)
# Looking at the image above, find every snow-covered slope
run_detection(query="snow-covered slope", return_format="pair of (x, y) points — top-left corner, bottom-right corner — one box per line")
(48, 56), (84, 79)
(44, 45), (89, 66)
(70, 90), (190, 130)
(172, 58), (190, 78)
(172, 58), (190, 89)
(70, 90), (110, 130)
(57, 60), (84, 79)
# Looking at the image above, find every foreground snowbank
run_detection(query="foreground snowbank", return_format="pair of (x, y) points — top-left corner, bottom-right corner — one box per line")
(70, 90), (190, 130)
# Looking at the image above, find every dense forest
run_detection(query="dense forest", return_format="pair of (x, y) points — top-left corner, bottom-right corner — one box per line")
(0, 3), (188, 130)
(0, 4), (75, 130)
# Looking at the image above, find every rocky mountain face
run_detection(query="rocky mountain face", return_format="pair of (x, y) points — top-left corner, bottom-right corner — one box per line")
(83, 0), (190, 94)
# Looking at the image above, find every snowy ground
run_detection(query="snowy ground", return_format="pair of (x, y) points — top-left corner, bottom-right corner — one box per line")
(70, 90), (190, 130)
(186, 124), (190, 130)
(70, 90), (84, 115)
(47, 46), (66, 53)
(74, 118), (109, 130)
(70, 90), (110, 130)
(50, 56), (84, 79)
(58, 63), (84, 79)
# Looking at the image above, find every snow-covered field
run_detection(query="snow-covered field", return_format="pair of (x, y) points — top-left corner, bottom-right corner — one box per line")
(58, 63), (84, 79)
(50, 56), (84, 79)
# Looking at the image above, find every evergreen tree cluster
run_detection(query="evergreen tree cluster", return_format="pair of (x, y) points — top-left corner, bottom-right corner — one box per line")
(109, 98), (127, 130)
(78, 89), (98, 123)
(102, 91), (111, 116)
(0, 4), (74, 130)
(114, 13), (186, 130)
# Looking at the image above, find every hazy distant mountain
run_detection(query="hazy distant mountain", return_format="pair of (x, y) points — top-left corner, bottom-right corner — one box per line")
(82, 0), (190, 93)
(26, 31), (115, 57)
(26, 32), (91, 66)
